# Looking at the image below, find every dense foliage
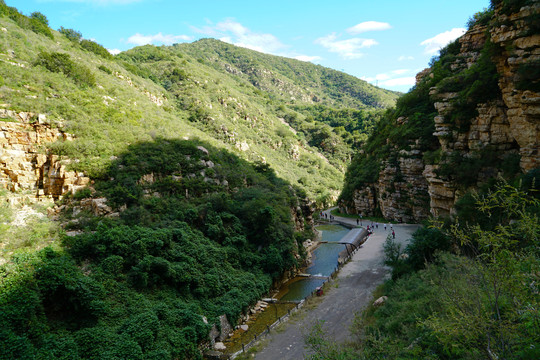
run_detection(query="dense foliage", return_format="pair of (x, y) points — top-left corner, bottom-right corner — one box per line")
(308, 179), (540, 360)
(0, 1), (53, 39)
(175, 38), (398, 109)
(34, 51), (96, 88)
(0, 139), (311, 359)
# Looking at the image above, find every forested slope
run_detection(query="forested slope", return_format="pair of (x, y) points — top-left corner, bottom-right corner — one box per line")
(0, 1), (398, 358)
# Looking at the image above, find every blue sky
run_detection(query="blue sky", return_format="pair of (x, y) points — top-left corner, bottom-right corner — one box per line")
(10, 0), (490, 92)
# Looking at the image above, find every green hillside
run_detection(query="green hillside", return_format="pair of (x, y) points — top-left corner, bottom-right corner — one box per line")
(0, 2), (399, 358)
(176, 38), (397, 109)
(0, 10), (398, 202)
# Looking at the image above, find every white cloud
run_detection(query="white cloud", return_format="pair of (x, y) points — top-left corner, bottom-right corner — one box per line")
(347, 21), (391, 34)
(361, 74), (388, 82)
(107, 48), (122, 55)
(381, 77), (416, 86)
(192, 19), (286, 54)
(126, 32), (192, 46)
(216, 20), (249, 36)
(420, 28), (466, 54)
(294, 55), (322, 62)
(362, 70), (415, 87)
(397, 55), (414, 61)
(315, 33), (377, 59)
(392, 69), (409, 75)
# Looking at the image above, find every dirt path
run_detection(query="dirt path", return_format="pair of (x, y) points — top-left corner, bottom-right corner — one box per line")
(254, 212), (419, 360)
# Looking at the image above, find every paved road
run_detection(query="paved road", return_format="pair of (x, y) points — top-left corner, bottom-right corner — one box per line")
(254, 212), (419, 360)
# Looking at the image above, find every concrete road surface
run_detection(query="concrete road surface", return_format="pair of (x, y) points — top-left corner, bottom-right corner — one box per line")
(254, 213), (419, 360)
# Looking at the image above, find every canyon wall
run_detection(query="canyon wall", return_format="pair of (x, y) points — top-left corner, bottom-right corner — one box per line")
(344, 3), (539, 221)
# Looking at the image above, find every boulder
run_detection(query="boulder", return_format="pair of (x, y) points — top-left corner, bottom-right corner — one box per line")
(214, 342), (226, 351)
(218, 315), (232, 342)
(373, 296), (388, 307)
(197, 145), (209, 155)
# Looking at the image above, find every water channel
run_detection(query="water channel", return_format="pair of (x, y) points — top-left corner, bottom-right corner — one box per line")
(278, 224), (350, 301)
(222, 224), (351, 354)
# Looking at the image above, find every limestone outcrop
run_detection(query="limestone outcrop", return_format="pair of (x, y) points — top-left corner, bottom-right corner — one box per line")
(490, 3), (540, 172)
(344, 3), (539, 221)
(0, 112), (89, 199)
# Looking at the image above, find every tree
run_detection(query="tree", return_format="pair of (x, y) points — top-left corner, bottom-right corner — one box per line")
(426, 182), (540, 359)
(58, 26), (82, 42)
(30, 11), (48, 26)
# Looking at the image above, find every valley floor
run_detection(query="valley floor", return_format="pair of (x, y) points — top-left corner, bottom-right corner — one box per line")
(253, 214), (420, 360)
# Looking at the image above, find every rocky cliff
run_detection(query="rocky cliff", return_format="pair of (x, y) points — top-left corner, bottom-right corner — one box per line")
(0, 110), (89, 199)
(342, 2), (539, 221)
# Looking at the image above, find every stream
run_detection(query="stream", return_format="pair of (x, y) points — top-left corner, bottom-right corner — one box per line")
(222, 224), (351, 355)
(278, 224), (350, 301)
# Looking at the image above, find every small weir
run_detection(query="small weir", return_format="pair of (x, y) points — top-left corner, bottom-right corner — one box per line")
(279, 224), (350, 302)
(221, 223), (368, 357)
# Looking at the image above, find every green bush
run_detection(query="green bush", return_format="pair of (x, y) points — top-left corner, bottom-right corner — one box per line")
(0, 3), (53, 39)
(58, 26), (82, 42)
(445, 40), (501, 132)
(80, 39), (113, 59)
(404, 227), (450, 271)
(466, 8), (494, 29)
(34, 51), (96, 87)
(73, 187), (92, 200)
(30, 11), (48, 26)
(98, 65), (112, 74)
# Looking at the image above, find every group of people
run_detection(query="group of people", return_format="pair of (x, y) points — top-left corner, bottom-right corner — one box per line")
(319, 212), (335, 220)
(320, 212), (396, 239)
(360, 219), (396, 239)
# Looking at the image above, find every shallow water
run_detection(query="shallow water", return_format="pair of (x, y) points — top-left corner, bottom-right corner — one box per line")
(278, 224), (350, 302)
(221, 224), (351, 353)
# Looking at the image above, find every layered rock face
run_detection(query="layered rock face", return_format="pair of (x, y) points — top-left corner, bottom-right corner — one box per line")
(490, 3), (540, 172)
(0, 112), (89, 199)
(351, 153), (431, 223)
(346, 3), (539, 221)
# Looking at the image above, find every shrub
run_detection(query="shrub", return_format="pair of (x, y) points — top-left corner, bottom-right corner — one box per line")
(73, 187), (92, 200)
(58, 26), (82, 42)
(98, 65), (112, 74)
(405, 227), (450, 271)
(80, 39), (113, 59)
(34, 51), (95, 87)
(466, 8), (494, 29)
(30, 11), (48, 26)
(0, 4), (53, 39)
